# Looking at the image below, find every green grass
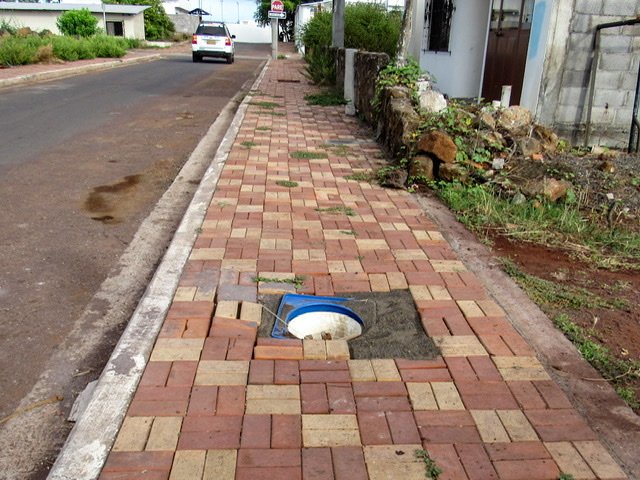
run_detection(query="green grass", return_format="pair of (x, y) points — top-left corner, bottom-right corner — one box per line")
(305, 90), (348, 106)
(434, 182), (640, 270)
(256, 126), (272, 131)
(240, 141), (257, 149)
(276, 180), (299, 188)
(415, 450), (442, 479)
(554, 314), (640, 409)
(344, 170), (375, 182)
(340, 230), (357, 236)
(252, 275), (306, 289)
(501, 259), (629, 310)
(290, 151), (328, 160)
(249, 101), (281, 109)
(315, 205), (356, 216)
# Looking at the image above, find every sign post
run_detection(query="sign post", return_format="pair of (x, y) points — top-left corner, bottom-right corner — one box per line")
(269, 0), (285, 59)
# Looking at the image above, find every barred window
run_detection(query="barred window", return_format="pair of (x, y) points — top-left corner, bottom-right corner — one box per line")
(425, 0), (455, 52)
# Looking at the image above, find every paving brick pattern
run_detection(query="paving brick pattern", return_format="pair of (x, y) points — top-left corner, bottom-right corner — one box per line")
(99, 52), (627, 479)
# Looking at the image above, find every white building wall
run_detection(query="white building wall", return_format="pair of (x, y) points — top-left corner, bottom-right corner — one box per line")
(419, 0), (491, 98)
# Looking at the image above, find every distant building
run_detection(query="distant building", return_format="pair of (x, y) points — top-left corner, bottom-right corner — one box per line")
(0, 1), (148, 39)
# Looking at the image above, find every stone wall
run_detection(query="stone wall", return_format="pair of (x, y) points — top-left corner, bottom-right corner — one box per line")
(169, 14), (200, 34)
(354, 51), (389, 125)
(542, 1), (640, 147)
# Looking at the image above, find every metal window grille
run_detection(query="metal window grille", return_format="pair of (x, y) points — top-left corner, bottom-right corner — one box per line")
(425, 0), (455, 52)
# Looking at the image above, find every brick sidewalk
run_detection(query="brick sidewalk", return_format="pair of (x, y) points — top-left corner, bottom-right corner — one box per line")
(98, 53), (628, 479)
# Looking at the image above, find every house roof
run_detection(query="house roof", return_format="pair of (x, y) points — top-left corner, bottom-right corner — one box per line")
(0, 2), (148, 15)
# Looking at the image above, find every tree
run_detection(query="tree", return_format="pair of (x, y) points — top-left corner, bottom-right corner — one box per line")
(254, 0), (303, 42)
(56, 9), (99, 37)
(106, 0), (174, 40)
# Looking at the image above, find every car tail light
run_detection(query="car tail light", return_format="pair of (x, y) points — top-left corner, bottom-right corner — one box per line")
(192, 35), (198, 44)
(225, 37), (232, 46)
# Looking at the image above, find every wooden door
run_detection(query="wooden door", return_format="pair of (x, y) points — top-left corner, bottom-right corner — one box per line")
(482, 0), (534, 104)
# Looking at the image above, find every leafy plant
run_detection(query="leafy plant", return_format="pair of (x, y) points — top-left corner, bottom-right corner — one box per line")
(374, 58), (422, 108)
(56, 9), (99, 37)
(345, 170), (375, 182)
(415, 449), (442, 479)
(241, 141), (257, 149)
(559, 474), (575, 480)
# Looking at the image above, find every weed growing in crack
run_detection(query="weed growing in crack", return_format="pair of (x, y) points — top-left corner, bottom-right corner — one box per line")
(241, 141), (257, 149)
(291, 151), (328, 160)
(252, 275), (306, 289)
(276, 180), (299, 188)
(415, 450), (442, 479)
(315, 206), (356, 216)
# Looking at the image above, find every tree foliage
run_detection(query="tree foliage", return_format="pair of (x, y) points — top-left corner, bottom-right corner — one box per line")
(254, 0), (304, 42)
(56, 9), (99, 37)
(106, 0), (175, 40)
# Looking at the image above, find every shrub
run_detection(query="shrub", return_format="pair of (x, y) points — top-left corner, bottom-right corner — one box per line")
(56, 9), (99, 37)
(0, 35), (42, 66)
(35, 44), (54, 63)
(89, 35), (127, 57)
(52, 35), (96, 60)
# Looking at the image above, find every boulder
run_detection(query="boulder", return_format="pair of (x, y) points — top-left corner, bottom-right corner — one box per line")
(517, 137), (543, 157)
(532, 125), (559, 152)
(417, 80), (447, 113)
(477, 109), (497, 130)
(522, 177), (572, 202)
(409, 155), (435, 181)
(438, 163), (468, 183)
(416, 131), (457, 164)
(497, 106), (533, 137)
(380, 167), (408, 189)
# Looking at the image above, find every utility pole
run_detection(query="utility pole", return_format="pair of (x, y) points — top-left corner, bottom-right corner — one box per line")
(331, 0), (344, 48)
(395, 0), (414, 66)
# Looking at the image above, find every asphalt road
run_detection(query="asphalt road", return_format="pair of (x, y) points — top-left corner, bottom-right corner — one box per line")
(0, 43), (269, 478)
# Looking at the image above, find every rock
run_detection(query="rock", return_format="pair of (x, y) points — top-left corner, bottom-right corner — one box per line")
(380, 167), (408, 189)
(532, 125), (559, 152)
(477, 109), (496, 130)
(417, 80), (447, 113)
(438, 163), (468, 183)
(416, 131), (457, 164)
(409, 155), (435, 181)
(517, 137), (542, 157)
(492, 158), (505, 170)
(512, 192), (527, 205)
(481, 131), (506, 149)
(497, 106), (533, 137)
(598, 160), (615, 173)
(543, 178), (572, 201)
(17, 27), (33, 37)
(531, 153), (544, 162)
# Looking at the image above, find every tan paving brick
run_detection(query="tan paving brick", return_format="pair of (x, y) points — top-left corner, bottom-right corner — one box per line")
(477, 299), (505, 316)
(371, 359), (402, 381)
(304, 339), (326, 360)
(432, 382), (464, 410)
(169, 450), (206, 479)
(325, 340), (350, 360)
(457, 300), (485, 318)
(260, 238), (276, 249)
(348, 359), (376, 382)
(363, 445), (425, 480)
(215, 300), (239, 319)
(394, 250), (428, 261)
(246, 385), (301, 414)
(343, 260), (364, 273)
(356, 239), (389, 250)
(545, 442), (596, 479)
(174, 286), (197, 302)
(409, 285), (432, 301)
(195, 360), (249, 385)
(189, 248), (226, 260)
(574, 441), (627, 479)
(302, 414), (360, 447)
(471, 410), (510, 443)
(220, 259), (257, 271)
(328, 260), (347, 273)
(387, 272), (408, 290)
(431, 260), (467, 272)
(150, 338), (205, 362)
(239, 301), (262, 324)
(496, 409), (538, 442)
(432, 336), (488, 356)
(194, 286), (216, 302)
(493, 356), (550, 381)
(370, 273), (390, 292)
(146, 417), (182, 451)
(203, 449), (237, 480)
(406, 382), (438, 410)
(428, 285), (452, 300)
(112, 416), (153, 452)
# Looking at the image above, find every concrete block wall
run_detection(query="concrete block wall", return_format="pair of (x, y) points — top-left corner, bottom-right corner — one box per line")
(169, 14), (200, 35)
(551, 0), (640, 147)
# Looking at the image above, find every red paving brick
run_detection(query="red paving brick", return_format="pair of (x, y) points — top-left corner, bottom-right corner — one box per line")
(92, 50), (627, 480)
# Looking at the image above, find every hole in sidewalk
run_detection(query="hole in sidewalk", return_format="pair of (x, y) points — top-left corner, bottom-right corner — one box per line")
(277, 79), (301, 83)
(259, 291), (439, 360)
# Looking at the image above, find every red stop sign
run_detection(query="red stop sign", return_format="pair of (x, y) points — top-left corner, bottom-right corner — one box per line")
(271, 0), (284, 12)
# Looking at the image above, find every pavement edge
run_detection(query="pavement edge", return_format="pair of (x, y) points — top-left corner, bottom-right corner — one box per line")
(46, 58), (272, 480)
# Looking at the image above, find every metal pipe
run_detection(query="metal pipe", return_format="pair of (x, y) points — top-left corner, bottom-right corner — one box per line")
(584, 16), (640, 147)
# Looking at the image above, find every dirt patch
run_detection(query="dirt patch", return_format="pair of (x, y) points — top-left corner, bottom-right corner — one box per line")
(259, 291), (440, 360)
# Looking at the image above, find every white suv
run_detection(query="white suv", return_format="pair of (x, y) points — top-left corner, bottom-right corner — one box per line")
(192, 22), (235, 64)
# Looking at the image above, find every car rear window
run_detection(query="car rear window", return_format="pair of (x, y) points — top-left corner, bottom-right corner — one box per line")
(196, 25), (226, 36)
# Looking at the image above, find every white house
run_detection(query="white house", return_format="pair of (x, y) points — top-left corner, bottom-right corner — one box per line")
(0, 2), (148, 39)
(412, 0), (640, 147)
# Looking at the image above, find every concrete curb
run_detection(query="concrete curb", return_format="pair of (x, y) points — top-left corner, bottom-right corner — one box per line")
(0, 53), (162, 90)
(46, 57), (272, 480)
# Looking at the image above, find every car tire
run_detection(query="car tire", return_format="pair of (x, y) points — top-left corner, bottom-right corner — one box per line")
(192, 53), (201, 63)
(226, 54), (234, 64)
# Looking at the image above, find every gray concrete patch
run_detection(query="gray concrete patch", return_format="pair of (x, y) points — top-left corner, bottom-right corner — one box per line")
(45, 59), (271, 480)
